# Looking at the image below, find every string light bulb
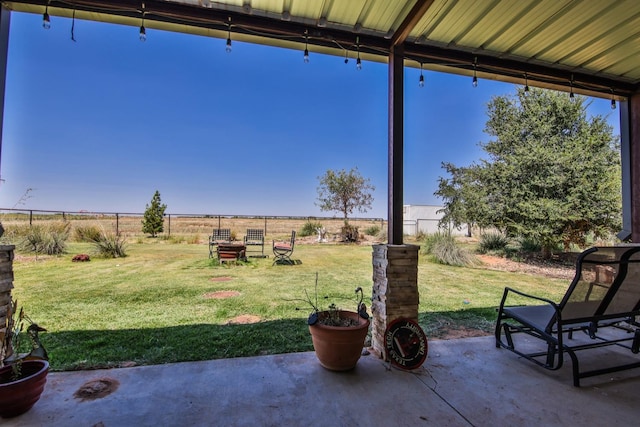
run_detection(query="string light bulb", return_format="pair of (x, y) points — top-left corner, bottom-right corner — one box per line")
(569, 76), (575, 101)
(419, 63), (424, 88)
(611, 89), (616, 110)
(139, 4), (146, 42)
(472, 57), (478, 87)
(42, 3), (51, 29)
(524, 73), (530, 95)
(303, 31), (309, 63)
(356, 37), (362, 70)
(226, 19), (232, 53)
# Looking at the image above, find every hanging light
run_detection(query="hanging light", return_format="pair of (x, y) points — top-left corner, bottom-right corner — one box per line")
(139, 4), (146, 42)
(611, 89), (617, 110)
(344, 49), (349, 64)
(71, 7), (76, 42)
(303, 31), (309, 63)
(226, 19), (232, 53)
(42, 3), (51, 29)
(472, 58), (478, 87)
(419, 63), (424, 88)
(356, 37), (362, 70)
(524, 73), (530, 95)
(569, 76), (575, 101)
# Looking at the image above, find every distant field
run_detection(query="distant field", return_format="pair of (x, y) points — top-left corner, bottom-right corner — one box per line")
(0, 210), (386, 242)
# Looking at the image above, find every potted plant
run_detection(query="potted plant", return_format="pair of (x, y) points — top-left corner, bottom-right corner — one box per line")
(304, 276), (370, 371)
(0, 299), (49, 418)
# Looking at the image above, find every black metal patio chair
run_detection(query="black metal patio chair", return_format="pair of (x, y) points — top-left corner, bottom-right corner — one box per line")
(495, 245), (640, 386)
(244, 229), (266, 257)
(273, 230), (296, 265)
(208, 228), (231, 258)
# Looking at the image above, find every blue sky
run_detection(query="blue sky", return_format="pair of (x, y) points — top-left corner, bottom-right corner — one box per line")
(0, 12), (620, 219)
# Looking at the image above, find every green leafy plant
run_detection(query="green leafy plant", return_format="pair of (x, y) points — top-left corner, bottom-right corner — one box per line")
(299, 221), (323, 237)
(341, 222), (359, 242)
(478, 232), (509, 254)
(364, 225), (380, 236)
(300, 273), (368, 327)
(1, 299), (47, 382)
(518, 236), (542, 254)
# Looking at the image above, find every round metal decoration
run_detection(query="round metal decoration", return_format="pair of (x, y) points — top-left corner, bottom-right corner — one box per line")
(384, 318), (428, 370)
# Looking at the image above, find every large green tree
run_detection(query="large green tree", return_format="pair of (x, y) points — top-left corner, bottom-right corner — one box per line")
(142, 190), (167, 237)
(436, 87), (621, 254)
(316, 168), (375, 221)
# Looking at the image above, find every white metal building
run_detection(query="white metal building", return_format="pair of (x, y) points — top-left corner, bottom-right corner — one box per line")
(403, 205), (468, 237)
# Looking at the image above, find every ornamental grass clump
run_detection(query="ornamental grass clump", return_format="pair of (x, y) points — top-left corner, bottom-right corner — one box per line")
(299, 221), (323, 237)
(423, 232), (476, 267)
(478, 232), (510, 254)
(78, 226), (127, 258)
(14, 222), (70, 256)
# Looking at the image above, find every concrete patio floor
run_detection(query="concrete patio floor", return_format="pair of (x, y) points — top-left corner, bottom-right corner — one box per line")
(4, 335), (639, 427)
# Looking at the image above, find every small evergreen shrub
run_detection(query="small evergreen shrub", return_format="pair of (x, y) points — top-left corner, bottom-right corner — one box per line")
(518, 236), (542, 253)
(299, 221), (323, 237)
(478, 232), (509, 254)
(364, 225), (380, 236)
(341, 223), (359, 242)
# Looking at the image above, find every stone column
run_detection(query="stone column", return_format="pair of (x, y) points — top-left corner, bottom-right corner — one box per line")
(371, 244), (419, 360)
(0, 245), (14, 360)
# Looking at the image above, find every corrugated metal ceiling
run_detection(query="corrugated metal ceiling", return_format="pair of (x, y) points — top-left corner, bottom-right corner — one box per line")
(5, 0), (640, 97)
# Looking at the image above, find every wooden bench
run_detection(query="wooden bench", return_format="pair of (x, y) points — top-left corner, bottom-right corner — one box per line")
(495, 245), (640, 386)
(243, 229), (266, 257)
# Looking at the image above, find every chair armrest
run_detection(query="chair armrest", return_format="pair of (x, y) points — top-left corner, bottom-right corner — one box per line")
(499, 287), (560, 311)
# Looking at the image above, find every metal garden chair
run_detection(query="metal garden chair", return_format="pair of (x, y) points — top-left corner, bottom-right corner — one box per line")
(272, 230), (296, 265)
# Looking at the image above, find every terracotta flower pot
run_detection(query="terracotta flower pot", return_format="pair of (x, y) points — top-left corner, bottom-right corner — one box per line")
(309, 310), (370, 371)
(0, 360), (49, 418)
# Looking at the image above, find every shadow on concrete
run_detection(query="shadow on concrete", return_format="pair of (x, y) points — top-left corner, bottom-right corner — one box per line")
(44, 319), (313, 371)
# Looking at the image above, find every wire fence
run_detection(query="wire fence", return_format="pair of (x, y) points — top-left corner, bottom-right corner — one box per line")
(0, 208), (386, 241)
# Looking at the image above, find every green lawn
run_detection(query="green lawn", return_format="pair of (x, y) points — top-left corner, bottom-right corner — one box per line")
(10, 241), (568, 371)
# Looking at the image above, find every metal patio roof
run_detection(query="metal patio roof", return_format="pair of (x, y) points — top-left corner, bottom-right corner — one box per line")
(4, 0), (640, 100)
